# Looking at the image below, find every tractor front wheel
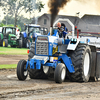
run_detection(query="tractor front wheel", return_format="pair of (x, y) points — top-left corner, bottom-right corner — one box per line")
(2, 39), (8, 47)
(54, 63), (66, 83)
(17, 60), (28, 80)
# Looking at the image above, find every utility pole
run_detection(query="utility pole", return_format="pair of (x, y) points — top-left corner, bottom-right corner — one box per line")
(32, 0), (38, 24)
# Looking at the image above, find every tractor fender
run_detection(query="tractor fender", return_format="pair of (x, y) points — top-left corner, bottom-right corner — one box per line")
(58, 54), (75, 73)
(0, 34), (3, 40)
(67, 38), (80, 50)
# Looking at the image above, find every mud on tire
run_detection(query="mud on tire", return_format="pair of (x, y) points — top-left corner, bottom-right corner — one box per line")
(68, 44), (91, 82)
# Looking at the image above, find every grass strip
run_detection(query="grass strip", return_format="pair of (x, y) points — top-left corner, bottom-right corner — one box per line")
(0, 64), (17, 69)
(0, 47), (28, 55)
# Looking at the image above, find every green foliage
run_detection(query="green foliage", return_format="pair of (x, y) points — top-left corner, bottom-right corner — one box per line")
(17, 25), (21, 31)
(2, 15), (30, 31)
(1, 0), (44, 27)
(37, 1), (45, 12)
(0, 23), (4, 27)
(7, 24), (14, 27)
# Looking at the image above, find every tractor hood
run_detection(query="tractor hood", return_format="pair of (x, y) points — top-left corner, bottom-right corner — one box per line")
(34, 33), (41, 37)
(36, 35), (58, 44)
(9, 34), (16, 38)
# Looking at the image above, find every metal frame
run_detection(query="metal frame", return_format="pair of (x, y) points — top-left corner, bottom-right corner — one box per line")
(53, 18), (75, 39)
(26, 54), (75, 73)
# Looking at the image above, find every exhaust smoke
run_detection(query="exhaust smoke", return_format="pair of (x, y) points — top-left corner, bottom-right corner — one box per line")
(48, 0), (70, 27)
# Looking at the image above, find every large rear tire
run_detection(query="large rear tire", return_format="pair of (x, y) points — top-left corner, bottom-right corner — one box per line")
(68, 44), (91, 82)
(17, 60), (28, 80)
(18, 39), (22, 48)
(28, 67), (48, 79)
(54, 63), (66, 83)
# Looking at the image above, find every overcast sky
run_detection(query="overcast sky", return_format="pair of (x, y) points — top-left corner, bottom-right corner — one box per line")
(0, 0), (100, 21)
(40, 0), (100, 17)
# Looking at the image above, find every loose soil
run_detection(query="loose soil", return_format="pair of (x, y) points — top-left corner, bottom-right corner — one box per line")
(0, 55), (28, 65)
(0, 55), (100, 100)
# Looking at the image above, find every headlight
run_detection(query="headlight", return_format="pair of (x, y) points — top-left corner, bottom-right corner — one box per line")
(50, 57), (58, 62)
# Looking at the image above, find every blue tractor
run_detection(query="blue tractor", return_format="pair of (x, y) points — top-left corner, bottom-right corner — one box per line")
(17, 19), (99, 83)
(21, 24), (48, 48)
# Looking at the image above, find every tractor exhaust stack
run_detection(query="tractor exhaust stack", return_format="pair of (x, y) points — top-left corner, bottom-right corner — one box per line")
(50, 26), (53, 36)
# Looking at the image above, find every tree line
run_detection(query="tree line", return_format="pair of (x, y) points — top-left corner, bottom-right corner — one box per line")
(0, 0), (44, 31)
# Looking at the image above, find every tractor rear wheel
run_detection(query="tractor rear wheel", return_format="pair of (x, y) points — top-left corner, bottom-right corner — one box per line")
(43, 66), (50, 75)
(54, 63), (66, 83)
(28, 67), (48, 79)
(68, 44), (91, 82)
(17, 60), (28, 80)
(18, 39), (22, 48)
(2, 39), (8, 47)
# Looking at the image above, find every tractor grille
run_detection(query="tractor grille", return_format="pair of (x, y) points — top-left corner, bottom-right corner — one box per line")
(11, 37), (16, 41)
(36, 42), (48, 55)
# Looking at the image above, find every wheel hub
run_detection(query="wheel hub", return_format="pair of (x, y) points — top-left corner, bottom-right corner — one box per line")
(61, 68), (66, 80)
(24, 70), (28, 76)
(3, 41), (5, 47)
(84, 52), (90, 77)
(43, 66), (49, 74)
(24, 65), (28, 76)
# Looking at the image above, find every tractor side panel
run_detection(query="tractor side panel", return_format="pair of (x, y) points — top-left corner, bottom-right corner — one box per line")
(0, 34), (3, 40)
(0, 34), (3, 45)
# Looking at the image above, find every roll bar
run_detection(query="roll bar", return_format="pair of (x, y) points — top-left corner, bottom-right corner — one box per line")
(53, 18), (75, 38)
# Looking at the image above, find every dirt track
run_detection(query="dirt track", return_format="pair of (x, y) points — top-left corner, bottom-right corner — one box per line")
(0, 55), (100, 100)
(0, 55), (28, 65)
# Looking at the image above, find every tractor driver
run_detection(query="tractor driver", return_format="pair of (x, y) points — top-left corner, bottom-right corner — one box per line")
(57, 22), (68, 39)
